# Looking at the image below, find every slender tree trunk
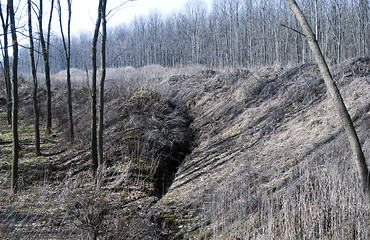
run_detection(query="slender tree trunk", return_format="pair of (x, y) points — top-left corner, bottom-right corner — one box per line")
(57, 0), (74, 142)
(65, 1), (74, 142)
(91, 0), (103, 176)
(38, 0), (54, 134)
(274, 29), (280, 64)
(0, 4), (11, 125)
(314, 0), (319, 41)
(4, 44), (11, 125)
(286, 0), (370, 204)
(66, 58), (73, 141)
(8, 0), (19, 194)
(66, 67), (74, 138)
(28, 0), (41, 156)
(98, 0), (107, 168)
(360, 0), (368, 56)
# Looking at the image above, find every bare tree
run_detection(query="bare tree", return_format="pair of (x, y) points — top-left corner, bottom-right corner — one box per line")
(46, 0), (365, 70)
(285, 0), (370, 204)
(37, 0), (54, 134)
(28, 0), (41, 156)
(358, 0), (369, 56)
(57, 0), (74, 142)
(8, 0), (19, 194)
(0, 1), (11, 124)
(98, 0), (107, 168)
(93, 0), (133, 175)
(13, 0), (367, 72)
(91, 0), (103, 175)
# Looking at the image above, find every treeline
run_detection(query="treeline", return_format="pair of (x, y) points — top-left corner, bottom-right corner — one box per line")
(103, 0), (367, 68)
(18, 0), (368, 72)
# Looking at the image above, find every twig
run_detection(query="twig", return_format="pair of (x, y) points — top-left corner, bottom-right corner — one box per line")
(280, 23), (305, 37)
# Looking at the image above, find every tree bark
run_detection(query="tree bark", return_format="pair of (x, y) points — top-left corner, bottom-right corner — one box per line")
(0, 3), (11, 125)
(8, 0), (19, 194)
(38, 0), (54, 134)
(98, 0), (107, 168)
(28, 0), (41, 156)
(286, 0), (370, 204)
(57, 0), (74, 142)
(91, 0), (103, 176)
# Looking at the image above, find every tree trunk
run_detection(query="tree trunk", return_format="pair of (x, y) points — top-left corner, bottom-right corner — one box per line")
(91, 0), (103, 176)
(38, 0), (54, 135)
(57, 0), (74, 142)
(28, 0), (41, 156)
(8, 0), (19, 194)
(98, 0), (107, 168)
(359, 0), (368, 56)
(0, 3), (11, 125)
(66, 57), (74, 141)
(286, 0), (370, 204)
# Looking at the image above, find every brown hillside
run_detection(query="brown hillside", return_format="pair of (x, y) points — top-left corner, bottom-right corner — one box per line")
(0, 57), (369, 239)
(154, 57), (369, 239)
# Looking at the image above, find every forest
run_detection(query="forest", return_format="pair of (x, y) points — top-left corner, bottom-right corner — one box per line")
(0, 0), (369, 239)
(16, 0), (369, 72)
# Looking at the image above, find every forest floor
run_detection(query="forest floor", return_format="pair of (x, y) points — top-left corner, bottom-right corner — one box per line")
(0, 57), (369, 239)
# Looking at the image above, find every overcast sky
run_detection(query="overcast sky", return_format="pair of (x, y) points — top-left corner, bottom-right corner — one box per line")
(68, 0), (210, 35)
(1, 0), (209, 55)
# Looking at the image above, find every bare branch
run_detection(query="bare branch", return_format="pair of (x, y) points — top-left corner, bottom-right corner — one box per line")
(106, 0), (135, 21)
(280, 23), (305, 37)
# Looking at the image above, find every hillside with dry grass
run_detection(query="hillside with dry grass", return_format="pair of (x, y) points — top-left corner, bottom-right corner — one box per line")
(0, 57), (369, 239)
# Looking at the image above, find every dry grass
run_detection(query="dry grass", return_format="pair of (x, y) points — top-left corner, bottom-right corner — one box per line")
(1, 68), (193, 238)
(155, 57), (369, 239)
(0, 57), (369, 239)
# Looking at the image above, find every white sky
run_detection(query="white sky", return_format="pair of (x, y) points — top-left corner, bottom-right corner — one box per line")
(69, 0), (209, 35)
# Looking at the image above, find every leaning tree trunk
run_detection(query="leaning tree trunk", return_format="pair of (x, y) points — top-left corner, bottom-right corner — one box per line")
(286, 0), (370, 204)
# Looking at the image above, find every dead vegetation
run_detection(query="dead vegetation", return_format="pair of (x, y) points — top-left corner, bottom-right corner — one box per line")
(0, 57), (369, 239)
(155, 57), (369, 239)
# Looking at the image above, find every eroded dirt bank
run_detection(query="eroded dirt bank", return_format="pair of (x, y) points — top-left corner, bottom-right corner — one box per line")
(0, 57), (369, 239)
(154, 57), (369, 239)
